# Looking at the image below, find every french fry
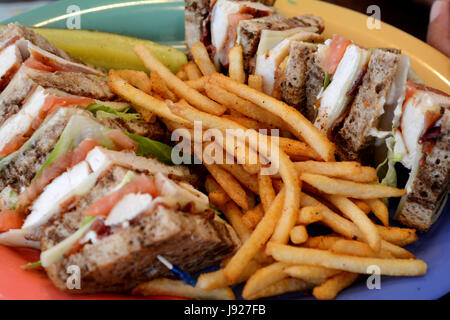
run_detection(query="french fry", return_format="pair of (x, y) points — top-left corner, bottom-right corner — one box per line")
(176, 67), (188, 80)
(209, 189), (231, 207)
(257, 173), (276, 212)
(246, 278), (313, 300)
(304, 235), (344, 250)
(376, 225), (418, 247)
(351, 199), (372, 214)
(330, 239), (380, 258)
(301, 173), (407, 199)
(284, 265), (340, 285)
(220, 163), (259, 193)
(366, 199), (389, 226)
(242, 262), (289, 299)
(115, 69), (152, 94)
(185, 61), (203, 80)
(206, 164), (249, 210)
(294, 161), (378, 183)
(247, 74), (264, 92)
(204, 82), (287, 130)
(150, 71), (177, 101)
(108, 70), (186, 124)
(191, 42), (217, 76)
(205, 175), (220, 193)
(242, 204), (264, 229)
(312, 272), (359, 300)
(132, 278), (235, 300)
(279, 138), (322, 160)
(297, 206), (323, 225)
(224, 190), (285, 284)
(266, 243), (427, 276)
(209, 73), (336, 161)
(290, 225), (308, 244)
(221, 201), (252, 242)
(134, 44), (226, 115)
(222, 115), (274, 131)
(380, 239), (415, 259)
(228, 45), (246, 83)
(185, 76), (208, 91)
(196, 260), (261, 290)
(325, 195), (381, 251)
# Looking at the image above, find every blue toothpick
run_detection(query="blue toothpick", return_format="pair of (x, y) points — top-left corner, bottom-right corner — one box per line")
(157, 255), (197, 287)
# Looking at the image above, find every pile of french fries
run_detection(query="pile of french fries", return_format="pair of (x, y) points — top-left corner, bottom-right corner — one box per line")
(109, 42), (426, 300)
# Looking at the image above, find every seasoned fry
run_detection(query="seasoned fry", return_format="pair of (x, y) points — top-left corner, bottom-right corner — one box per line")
(209, 73), (336, 161)
(301, 173), (406, 199)
(242, 204), (264, 229)
(115, 69), (151, 94)
(366, 199), (389, 226)
(224, 190), (285, 284)
(297, 206), (323, 225)
(176, 67), (188, 80)
(380, 240), (415, 259)
(150, 71), (177, 101)
(247, 74), (264, 92)
(209, 189), (231, 207)
(330, 239), (381, 258)
(221, 201), (251, 242)
(352, 199), (372, 214)
(206, 164), (248, 210)
(279, 138), (322, 160)
(222, 115), (274, 131)
(134, 44), (226, 115)
(108, 70), (186, 124)
(220, 163), (259, 193)
(376, 225), (418, 247)
(185, 76), (208, 91)
(266, 243), (427, 276)
(205, 175), (220, 193)
(304, 235), (344, 250)
(228, 45), (246, 83)
(325, 195), (381, 251)
(242, 262), (288, 299)
(185, 61), (203, 80)
(191, 42), (217, 76)
(284, 265), (340, 285)
(294, 161), (378, 182)
(246, 278), (313, 300)
(196, 260), (261, 290)
(290, 225), (308, 244)
(132, 278), (235, 300)
(312, 272), (359, 300)
(257, 173), (276, 212)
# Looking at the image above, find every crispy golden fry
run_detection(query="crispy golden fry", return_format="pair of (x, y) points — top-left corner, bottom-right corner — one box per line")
(205, 175), (220, 193)
(284, 265), (340, 285)
(376, 225), (418, 247)
(294, 161), (378, 183)
(191, 42), (217, 76)
(242, 262), (289, 299)
(196, 260), (261, 290)
(242, 204), (264, 229)
(380, 240), (415, 259)
(366, 199), (389, 226)
(209, 73), (336, 161)
(204, 82), (287, 129)
(224, 190), (286, 284)
(351, 199), (372, 214)
(257, 173), (276, 213)
(150, 71), (177, 101)
(108, 70), (186, 124)
(176, 67), (188, 80)
(330, 239), (381, 258)
(325, 195), (381, 251)
(246, 278), (313, 300)
(185, 76), (208, 91)
(290, 225), (308, 244)
(247, 74), (264, 92)
(301, 173), (407, 199)
(266, 243), (427, 276)
(134, 44), (226, 115)
(222, 115), (274, 131)
(221, 201), (252, 242)
(304, 235), (344, 250)
(206, 164), (249, 210)
(209, 189), (231, 207)
(297, 206), (323, 225)
(132, 278), (235, 300)
(115, 69), (152, 94)
(278, 138), (322, 160)
(228, 45), (246, 83)
(219, 163), (259, 193)
(185, 61), (203, 80)
(312, 272), (359, 300)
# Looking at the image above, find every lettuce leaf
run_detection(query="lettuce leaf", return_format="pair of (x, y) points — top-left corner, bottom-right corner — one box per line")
(124, 132), (173, 165)
(87, 104), (142, 121)
(376, 137), (402, 188)
(323, 72), (332, 91)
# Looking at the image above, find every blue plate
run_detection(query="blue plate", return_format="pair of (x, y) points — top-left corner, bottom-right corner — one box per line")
(1, 0), (449, 300)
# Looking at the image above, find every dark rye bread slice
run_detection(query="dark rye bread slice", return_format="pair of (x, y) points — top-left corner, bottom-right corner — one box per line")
(281, 42), (317, 118)
(304, 50), (325, 121)
(0, 23), (78, 63)
(334, 49), (400, 162)
(238, 14), (324, 72)
(396, 107), (450, 232)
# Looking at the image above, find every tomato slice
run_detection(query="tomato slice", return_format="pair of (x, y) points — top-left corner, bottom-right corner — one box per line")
(43, 95), (94, 113)
(105, 129), (138, 152)
(16, 139), (100, 210)
(0, 135), (29, 156)
(0, 210), (25, 232)
(84, 175), (158, 217)
(322, 35), (352, 75)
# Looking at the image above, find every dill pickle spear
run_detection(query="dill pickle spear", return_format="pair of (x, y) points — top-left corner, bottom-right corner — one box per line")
(0, 26), (187, 73)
